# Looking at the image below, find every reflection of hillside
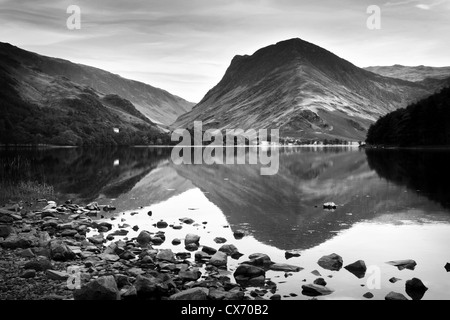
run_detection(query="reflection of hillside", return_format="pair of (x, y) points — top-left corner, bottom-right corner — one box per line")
(0, 147), (172, 203)
(173, 148), (395, 250)
(366, 149), (450, 209)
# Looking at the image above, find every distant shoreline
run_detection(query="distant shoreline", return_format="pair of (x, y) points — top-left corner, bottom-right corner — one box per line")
(364, 145), (450, 151)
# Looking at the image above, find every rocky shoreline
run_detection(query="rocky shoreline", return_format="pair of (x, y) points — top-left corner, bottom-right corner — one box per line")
(0, 200), (436, 300)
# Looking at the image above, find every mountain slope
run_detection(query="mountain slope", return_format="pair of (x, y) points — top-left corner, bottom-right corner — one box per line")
(365, 65), (450, 83)
(0, 42), (194, 125)
(174, 38), (443, 141)
(0, 46), (169, 146)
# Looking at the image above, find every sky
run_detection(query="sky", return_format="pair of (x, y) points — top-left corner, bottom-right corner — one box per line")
(0, 0), (449, 102)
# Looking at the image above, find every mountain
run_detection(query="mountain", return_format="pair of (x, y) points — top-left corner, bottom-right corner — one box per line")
(366, 87), (450, 147)
(174, 38), (445, 141)
(0, 42), (194, 126)
(0, 43), (170, 146)
(364, 65), (450, 83)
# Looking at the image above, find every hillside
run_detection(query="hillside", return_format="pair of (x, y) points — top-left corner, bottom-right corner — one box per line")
(0, 42), (194, 126)
(366, 87), (450, 146)
(0, 47), (169, 146)
(365, 65), (450, 83)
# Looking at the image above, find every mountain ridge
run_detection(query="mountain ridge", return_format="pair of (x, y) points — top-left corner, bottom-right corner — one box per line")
(175, 38), (446, 141)
(0, 42), (194, 126)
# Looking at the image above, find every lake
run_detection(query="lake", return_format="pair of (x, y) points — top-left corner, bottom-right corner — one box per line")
(1, 146), (450, 300)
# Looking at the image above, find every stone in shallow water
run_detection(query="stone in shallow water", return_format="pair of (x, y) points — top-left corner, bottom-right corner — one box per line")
(301, 284), (334, 297)
(363, 292), (374, 299)
(209, 251), (228, 268)
(389, 277), (402, 284)
(214, 237), (227, 244)
(185, 234), (200, 246)
(285, 251), (301, 260)
(385, 292), (408, 301)
(156, 249), (175, 262)
(445, 263), (450, 272)
(269, 263), (303, 273)
(386, 260), (417, 271)
(313, 278), (327, 286)
(344, 260), (367, 279)
(317, 254), (343, 271)
(405, 278), (428, 300)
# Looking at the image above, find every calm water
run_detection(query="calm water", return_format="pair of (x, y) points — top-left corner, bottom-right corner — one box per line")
(2, 146), (450, 300)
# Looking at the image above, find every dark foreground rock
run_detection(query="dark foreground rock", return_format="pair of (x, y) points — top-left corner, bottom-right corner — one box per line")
(386, 260), (417, 271)
(405, 278), (428, 300)
(344, 260), (367, 279)
(385, 292), (409, 301)
(301, 284), (334, 297)
(74, 276), (120, 300)
(169, 287), (209, 300)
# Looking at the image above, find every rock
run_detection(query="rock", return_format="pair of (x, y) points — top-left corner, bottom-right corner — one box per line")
(405, 278), (428, 300)
(136, 231), (152, 247)
(233, 230), (246, 240)
(202, 246), (217, 255)
(179, 218), (195, 225)
(270, 294), (282, 300)
(386, 260), (417, 271)
(317, 254), (343, 271)
(179, 270), (202, 281)
(385, 292), (409, 301)
(150, 236), (164, 245)
(176, 252), (191, 260)
(169, 287), (208, 300)
(285, 251), (301, 260)
(102, 205), (116, 212)
(389, 277), (402, 284)
(99, 253), (121, 262)
(344, 260), (367, 279)
(314, 278), (327, 286)
(74, 276), (120, 300)
(24, 256), (53, 271)
(49, 240), (76, 262)
(185, 234), (200, 246)
(219, 244), (243, 259)
(127, 268), (145, 277)
(18, 248), (35, 258)
(445, 263), (450, 272)
(185, 243), (199, 252)
(195, 251), (211, 262)
(156, 249), (176, 262)
(214, 237), (227, 244)
(246, 276), (266, 287)
(363, 292), (374, 299)
(85, 202), (100, 211)
(46, 270), (69, 281)
(156, 220), (168, 229)
(245, 253), (273, 267)
(234, 264), (265, 281)
(121, 286), (138, 300)
(172, 225), (183, 230)
(134, 275), (158, 298)
(0, 225), (14, 238)
(88, 234), (105, 245)
(209, 251), (228, 268)
(110, 230), (129, 236)
(311, 270), (322, 277)
(0, 233), (38, 249)
(209, 287), (245, 300)
(120, 251), (136, 260)
(147, 211), (153, 217)
(61, 229), (78, 237)
(301, 284), (335, 297)
(21, 269), (36, 279)
(172, 238), (181, 246)
(269, 263), (303, 272)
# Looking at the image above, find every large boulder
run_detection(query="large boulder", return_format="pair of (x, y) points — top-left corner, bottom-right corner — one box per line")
(169, 287), (209, 300)
(245, 253), (273, 267)
(344, 260), (367, 279)
(317, 254), (343, 271)
(405, 278), (428, 300)
(73, 276), (120, 300)
(49, 240), (76, 262)
(234, 264), (266, 287)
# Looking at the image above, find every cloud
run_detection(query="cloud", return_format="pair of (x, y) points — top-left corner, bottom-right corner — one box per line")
(415, 3), (431, 8)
